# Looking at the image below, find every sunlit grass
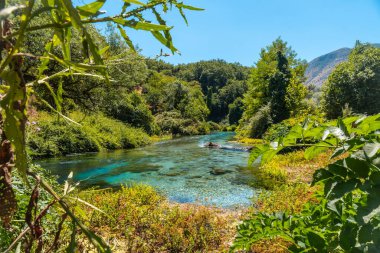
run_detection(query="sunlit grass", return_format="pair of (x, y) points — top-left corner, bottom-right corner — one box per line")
(233, 137), (264, 145)
(77, 185), (241, 252)
(251, 149), (335, 190)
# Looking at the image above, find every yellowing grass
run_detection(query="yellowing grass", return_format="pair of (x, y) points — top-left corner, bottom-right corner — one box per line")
(77, 185), (242, 252)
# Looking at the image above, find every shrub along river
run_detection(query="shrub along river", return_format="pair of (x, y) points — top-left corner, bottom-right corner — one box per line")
(38, 132), (256, 208)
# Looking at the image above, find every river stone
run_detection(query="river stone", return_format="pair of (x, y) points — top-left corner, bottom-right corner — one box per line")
(210, 168), (233, 175)
(186, 175), (203, 179)
(159, 171), (183, 177)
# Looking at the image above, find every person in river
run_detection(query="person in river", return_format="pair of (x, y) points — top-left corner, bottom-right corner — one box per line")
(205, 142), (220, 148)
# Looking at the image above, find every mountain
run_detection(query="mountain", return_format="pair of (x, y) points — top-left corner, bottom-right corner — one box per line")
(306, 44), (380, 88)
(305, 48), (351, 88)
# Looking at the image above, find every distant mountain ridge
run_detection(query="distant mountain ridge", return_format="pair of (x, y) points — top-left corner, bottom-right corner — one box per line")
(305, 48), (351, 87)
(305, 44), (380, 88)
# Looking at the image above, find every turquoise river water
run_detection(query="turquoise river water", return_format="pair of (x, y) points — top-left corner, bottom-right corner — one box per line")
(38, 132), (256, 208)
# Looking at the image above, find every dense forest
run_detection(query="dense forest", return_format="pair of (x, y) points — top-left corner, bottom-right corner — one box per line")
(1, 0), (379, 252)
(22, 18), (252, 158)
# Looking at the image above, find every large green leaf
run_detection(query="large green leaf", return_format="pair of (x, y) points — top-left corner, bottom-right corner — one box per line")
(327, 163), (348, 178)
(344, 157), (370, 178)
(151, 31), (178, 53)
(248, 145), (268, 166)
(114, 18), (170, 31)
(338, 118), (350, 137)
(313, 168), (334, 184)
(77, 0), (106, 17)
(306, 230), (326, 251)
(304, 145), (329, 160)
(123, 0), (144, 6)
(60, 0), (83, 28)
(339, 222), (358, 251)
(177, 3), (204, 11)
(117, 25), (135, 51)
(358, 223), (372, 244)
(323, 126), (347, 141)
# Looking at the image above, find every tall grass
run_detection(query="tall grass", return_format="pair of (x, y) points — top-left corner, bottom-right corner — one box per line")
(77, 185), (239, 252)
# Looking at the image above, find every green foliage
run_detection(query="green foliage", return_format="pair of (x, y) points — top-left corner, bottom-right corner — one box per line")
(238, 38), (308, 138)
(263, 116), (324, 142)
(27, 111), (151, 158)
(232, 114), (380, 252)
(323, 42), (380, 119)
(239, 103), (272, 138)
(103, 91), (158, 134)
(149, 59), (250, 122)
(143, 72), (210, 135)
(155, 111), (210, 136)
(269, 51), (292, 123)
(228, 97), (244, 125)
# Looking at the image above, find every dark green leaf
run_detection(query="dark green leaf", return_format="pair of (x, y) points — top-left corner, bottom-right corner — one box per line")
(307, 230), (326, 250)
(328, 179), (359, 200)
(340, 222), (358, 251)
(338, 118), (350, 137)
(313, 169), (334, 184)
(344, 158), (370, 178)
(369, 170), (380, 186)
(358, 224), (372, 244)
(327, 163), (347, 178)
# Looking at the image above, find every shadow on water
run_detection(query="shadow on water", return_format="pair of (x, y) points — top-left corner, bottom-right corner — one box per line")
(37, 132), (256, 208)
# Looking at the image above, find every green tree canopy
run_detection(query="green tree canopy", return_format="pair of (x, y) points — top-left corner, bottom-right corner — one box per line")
(322, 42), (380, 119)
(238, 38), (307, 137)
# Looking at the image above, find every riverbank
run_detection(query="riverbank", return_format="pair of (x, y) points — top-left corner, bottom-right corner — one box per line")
(27, 111), (152, 159)
(77, 185), (246, 252)
(58, 148), (328, 253)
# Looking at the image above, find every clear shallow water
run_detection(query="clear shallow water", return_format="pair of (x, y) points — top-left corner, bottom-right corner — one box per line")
(37, 132), (256, 208)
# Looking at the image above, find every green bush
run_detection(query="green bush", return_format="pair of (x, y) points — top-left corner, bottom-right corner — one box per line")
(103, 91), (158, 135)
(238, 103), (272, 138)
(155, 111), (210, 136)
(208, 121), (222, 131)
(233, 115), (380, 252)
(27, 111), (151, 158)
(322, 43), (380, 119)
(263, 116), (325, 142)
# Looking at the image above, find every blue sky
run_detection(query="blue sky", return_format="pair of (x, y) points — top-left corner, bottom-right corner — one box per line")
(78, 0), (380, 66)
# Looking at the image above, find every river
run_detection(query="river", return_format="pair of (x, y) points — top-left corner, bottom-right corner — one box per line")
(37, 132), (256, 208)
